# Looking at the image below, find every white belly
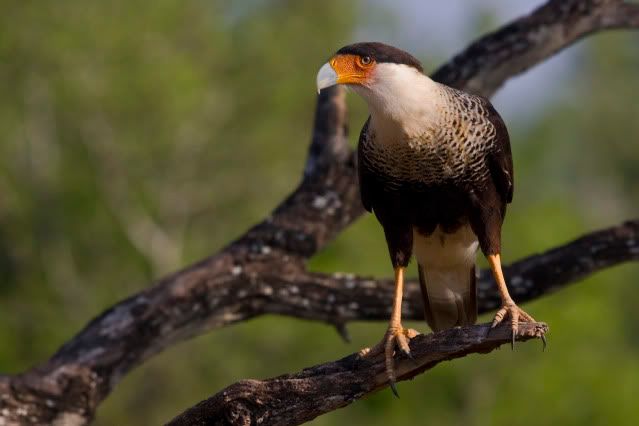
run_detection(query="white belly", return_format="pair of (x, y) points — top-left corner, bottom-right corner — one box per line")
(413, 223), (480, 331)
(413, 224), (479, 269)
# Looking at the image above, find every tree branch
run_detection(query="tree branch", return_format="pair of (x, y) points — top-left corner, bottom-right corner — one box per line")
(166, 322), (548, 426)
(1, 1), (638, 425)
(286, 220), (639, 328)
(431, 0), (639, 97)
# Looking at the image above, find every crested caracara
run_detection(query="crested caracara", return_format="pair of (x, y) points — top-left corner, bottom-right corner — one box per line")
(317, 42), (540, 394)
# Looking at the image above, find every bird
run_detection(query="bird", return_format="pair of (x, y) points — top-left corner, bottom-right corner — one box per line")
(316, 42), (539, 393)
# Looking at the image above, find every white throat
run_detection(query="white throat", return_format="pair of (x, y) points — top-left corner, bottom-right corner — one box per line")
(351, 63), (443, 140)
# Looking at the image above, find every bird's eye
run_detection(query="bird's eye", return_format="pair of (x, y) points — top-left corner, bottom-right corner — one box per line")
(361, 56), (372, 65)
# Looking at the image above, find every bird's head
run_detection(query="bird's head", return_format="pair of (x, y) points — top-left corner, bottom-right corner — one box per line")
(316, 42), (425, 118)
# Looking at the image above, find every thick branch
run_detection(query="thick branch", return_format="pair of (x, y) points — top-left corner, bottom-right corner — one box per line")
(0, 221), (635, 425)
(432, 0), (639, 97)
(290, 220), (639, 327)
(1, 1), (638, 425)
(167, 323), (548, 426)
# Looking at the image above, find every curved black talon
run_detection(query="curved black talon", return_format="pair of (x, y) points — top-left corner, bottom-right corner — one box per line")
(390, 381), (400, 398)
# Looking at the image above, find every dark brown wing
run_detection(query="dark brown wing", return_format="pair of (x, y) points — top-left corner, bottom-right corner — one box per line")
(463, 95), (514, 255)
(484, 101), (514, 204)
(357, 117), (375, 212)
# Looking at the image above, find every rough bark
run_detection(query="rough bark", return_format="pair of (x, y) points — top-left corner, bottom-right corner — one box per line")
(1, 1), (638, 425)
(166, 323), (548, 426)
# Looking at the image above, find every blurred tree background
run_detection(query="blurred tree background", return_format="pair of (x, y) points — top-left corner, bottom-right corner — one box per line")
(1, 1), (638, 424)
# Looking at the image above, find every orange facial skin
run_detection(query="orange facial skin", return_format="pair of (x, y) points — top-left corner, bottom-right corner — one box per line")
(329, 54), (376, 86)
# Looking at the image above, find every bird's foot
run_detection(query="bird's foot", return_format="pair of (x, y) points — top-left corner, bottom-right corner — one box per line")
(491, 300), (537, 349)
(358, 325), (419, 397)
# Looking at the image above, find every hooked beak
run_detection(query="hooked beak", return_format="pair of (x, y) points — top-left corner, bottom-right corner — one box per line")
(316, 62), (338, 94)
(316, 54), (372, 94)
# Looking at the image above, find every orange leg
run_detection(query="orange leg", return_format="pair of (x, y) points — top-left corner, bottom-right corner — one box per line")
(487, 254), (536, 347)
(359, 267), (419, 396)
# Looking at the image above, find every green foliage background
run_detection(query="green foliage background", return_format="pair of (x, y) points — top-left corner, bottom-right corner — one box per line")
(1, 1), (638, 425)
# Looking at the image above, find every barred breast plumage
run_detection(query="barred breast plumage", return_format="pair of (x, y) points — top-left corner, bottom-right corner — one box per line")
(317, 42), (540, 392)
(360, 84), (498, 191)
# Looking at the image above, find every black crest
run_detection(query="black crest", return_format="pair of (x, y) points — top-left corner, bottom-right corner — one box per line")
(336, 42), (423, 72)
